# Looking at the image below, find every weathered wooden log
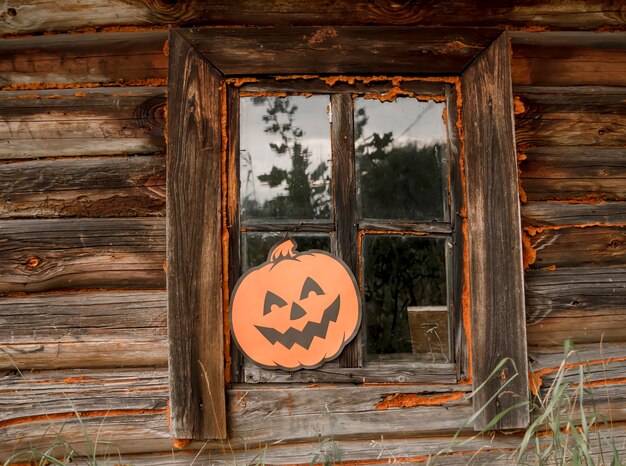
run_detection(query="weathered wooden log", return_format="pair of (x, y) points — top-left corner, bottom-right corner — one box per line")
(527, 308), (626, 346)
(522, 202), (626, 227)
(0, 218), (165, 292)
(178, 26), (499, 76)
(1, 1), (625, 35)
(0, 31), (167, 87)
(0, 155), (166, 218)
(0, 87), (166, 158)
(529, 226), (626, 269)
(525, 266), (626, 345)
(526, 266), (626, 315)
(2, 344), (626, 461)
(515, 87), (626, 147)
(0, 291), (167, 369)
(520, 147), (626, 201)
(511, 32), (626, 87)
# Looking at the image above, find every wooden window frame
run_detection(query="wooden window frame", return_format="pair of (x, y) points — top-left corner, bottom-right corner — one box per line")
(167, 26), (529, 440)
(233, 82), (461, 384)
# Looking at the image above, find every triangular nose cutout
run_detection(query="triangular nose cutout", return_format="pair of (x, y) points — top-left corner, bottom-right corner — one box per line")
(290, 302), (307, 320)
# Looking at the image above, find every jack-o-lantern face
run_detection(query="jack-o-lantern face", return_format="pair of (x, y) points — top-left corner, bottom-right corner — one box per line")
(230, 239), (361, 370)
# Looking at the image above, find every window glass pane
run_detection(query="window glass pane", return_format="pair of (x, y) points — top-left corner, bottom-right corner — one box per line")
(355, 97), (447, 222)
(362, 234), (449, 362)
(240, 96), (332, 221)
(242, 233), (331, 271)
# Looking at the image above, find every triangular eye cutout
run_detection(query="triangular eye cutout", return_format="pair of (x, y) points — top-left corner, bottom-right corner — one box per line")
(263, 291), (287, 316)
(300, 277), (325, 300)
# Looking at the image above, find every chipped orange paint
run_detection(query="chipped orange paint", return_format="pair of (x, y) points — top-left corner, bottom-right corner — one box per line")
(173, 438), (191, 449)
(451, 76), (473, 383)
(513, 96), (526, 115)
(446, 40), (482, 51)
(226, 77), (260, 87)
(274, 75), (320, 81)
(1, 79), (166, 92)
(163, 38), (169, 57)
(375, 392), (465, 410)
(584, 377), (626, 388)
(239, 91), (289, 98)
(220, 82), (231, 382)
(555, 193), (610, 205)
(544, 265), (557, 271)
(530, 356), (626, 397)
(307, 27), (338, 46)
(0, 408), (167, 430)
(63, 377), (96, 384)
(363, 88), (447, 103)
(522, 231), (537, 269)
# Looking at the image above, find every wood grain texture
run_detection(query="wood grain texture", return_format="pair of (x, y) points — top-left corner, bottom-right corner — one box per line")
(514, 86), (626, 147)
(0, 87), (165, 158)
(461, 32), (529, 429)
(526, 266), (626, 345)
(526, 267), (626, 319)
(180, 26), (501, 76)
(0, 31), (167, 86)
(2, 349), (626, 462)
(527, 308), (626, 345)
(529, 226), (626, 268)
(0, 291), (167, 369)
(332, 93), (361, 368)
(89, 427), (626, 466)
(2, 1), (625, 35)
(445, 82), (469, 380)
(511, 32), (626, 87)
(243, 360), (457, 384)
(0, 155), (165, 219)
(522, 201), (626, 227)
(226, 85), (242, 382)
(166, 29), (226, 440)
(520, 147), (626, 201)
(0, 218), (165, 292)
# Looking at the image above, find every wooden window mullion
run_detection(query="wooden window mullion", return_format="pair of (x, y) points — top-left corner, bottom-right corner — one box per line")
(331, 93), (362, 367)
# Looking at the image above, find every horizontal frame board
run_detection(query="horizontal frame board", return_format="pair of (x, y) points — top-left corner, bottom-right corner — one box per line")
(179, 26), (501, 75)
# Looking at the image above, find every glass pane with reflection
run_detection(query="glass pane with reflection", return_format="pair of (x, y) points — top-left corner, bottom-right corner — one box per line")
(355, 97), (447, 222)
(362, 234), (449, 362)
(240, 96), (332, 222)
(242, 233), (331, 271)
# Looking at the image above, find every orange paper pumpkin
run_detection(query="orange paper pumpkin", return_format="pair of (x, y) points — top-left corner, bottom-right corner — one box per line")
(230, 239), (361, 370)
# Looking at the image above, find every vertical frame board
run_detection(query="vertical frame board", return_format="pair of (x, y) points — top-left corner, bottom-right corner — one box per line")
(331, 94), (362, 367)
(461, 32), (529, 430)
(167, 29), (227, 440)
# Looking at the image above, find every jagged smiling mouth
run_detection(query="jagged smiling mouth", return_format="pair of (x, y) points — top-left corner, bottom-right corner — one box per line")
(255, 296), (341, 350)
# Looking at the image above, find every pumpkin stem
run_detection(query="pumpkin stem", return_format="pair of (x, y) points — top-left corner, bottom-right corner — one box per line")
(268, 238), (298, 262)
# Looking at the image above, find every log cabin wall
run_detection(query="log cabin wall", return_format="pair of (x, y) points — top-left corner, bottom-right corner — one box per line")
(1, 2), (625, 463)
